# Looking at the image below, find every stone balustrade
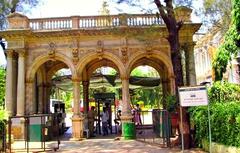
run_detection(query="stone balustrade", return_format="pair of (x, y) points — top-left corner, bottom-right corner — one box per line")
(28, 14), (163, 31)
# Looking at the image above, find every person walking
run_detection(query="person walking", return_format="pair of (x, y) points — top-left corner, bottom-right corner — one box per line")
(100, 107), (109, 136)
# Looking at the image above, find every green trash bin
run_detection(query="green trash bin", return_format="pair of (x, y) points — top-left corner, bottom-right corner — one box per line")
(123, 122), (136, 140)
(29, 117), (42, 142)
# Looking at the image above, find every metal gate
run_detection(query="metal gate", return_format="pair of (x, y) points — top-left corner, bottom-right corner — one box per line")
(7, 114), (60, 153)
(135, 109), (171, 147)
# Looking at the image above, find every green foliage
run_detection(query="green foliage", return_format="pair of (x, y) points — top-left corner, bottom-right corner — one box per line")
(132, 86), (162, 109)
(212, 25), (239, 81)
(212, 0), (240, 81)
(208, 81), (240, 103)
(165, 94), (177, 113)
(0, 66), (5, 108)
(190, 83), (240, 147)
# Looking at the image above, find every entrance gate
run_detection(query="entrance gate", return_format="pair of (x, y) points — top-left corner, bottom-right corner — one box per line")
(94, 93), (116, 135)
(136, 109), (171, 147)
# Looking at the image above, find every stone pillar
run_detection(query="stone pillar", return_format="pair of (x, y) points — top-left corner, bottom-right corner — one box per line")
(25, 81), (34, 115)
(71, 79), (84, 140)
(45, 82), (51, 114)
(73, 80), (80, 117)
(82, 81), (89, 115)
(120, 77), (133, 122)
(5, 50), (14, 116)
(16, 50), (25, 116)
(185, 42), (197, 86)
(37, 84), (44, 114)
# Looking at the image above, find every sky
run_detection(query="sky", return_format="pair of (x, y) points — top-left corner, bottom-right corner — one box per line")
(0, 0), (202, 66)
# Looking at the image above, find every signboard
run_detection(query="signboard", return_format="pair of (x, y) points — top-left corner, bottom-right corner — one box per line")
(179, 86), (208, 107)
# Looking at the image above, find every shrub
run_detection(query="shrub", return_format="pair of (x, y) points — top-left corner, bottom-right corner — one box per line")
(190, 82), (240, 147)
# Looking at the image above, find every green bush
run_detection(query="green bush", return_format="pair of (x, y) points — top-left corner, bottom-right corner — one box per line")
(190, 82), (240, 147)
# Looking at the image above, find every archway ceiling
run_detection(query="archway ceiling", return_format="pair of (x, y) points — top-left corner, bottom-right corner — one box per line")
(51, 73), (161, 91)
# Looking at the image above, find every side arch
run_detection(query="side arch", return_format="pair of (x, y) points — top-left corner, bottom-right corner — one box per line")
(26, 53), (76, 82)
(127, 51), (174, 77)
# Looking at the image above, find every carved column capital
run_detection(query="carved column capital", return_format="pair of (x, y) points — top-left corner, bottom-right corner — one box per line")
(6, 49), (14, 58)
(17, 49), (26, 57)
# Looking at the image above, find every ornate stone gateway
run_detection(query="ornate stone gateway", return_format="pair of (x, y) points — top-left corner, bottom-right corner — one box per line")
(1, 7), (200, 140)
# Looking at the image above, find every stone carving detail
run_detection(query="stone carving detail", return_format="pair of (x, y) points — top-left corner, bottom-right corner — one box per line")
(121, 46), (128, 63)
(72, 48), (79, 64)
(97, 40), (104, 59)
(48, 42), (56, 59)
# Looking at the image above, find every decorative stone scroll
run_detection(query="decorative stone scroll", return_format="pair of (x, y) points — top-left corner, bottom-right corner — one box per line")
(48, 42), (56, 59)
(72, 48), (79, 65)
(121, 46), (128, 63)
(145, 43), (153, 58)
(96, 40), (104, 59)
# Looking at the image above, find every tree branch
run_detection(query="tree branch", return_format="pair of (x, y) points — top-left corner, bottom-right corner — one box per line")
(154, 0), (169, 25)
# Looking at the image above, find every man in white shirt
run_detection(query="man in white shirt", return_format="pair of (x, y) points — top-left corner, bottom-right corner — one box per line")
(100, 107), (109, 136)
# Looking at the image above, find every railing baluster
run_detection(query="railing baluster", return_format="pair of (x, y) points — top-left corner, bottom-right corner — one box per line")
(29, 14), (163, 30)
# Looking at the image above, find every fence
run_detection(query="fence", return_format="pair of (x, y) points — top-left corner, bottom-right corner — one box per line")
(7, 114), (60, 153)
(135, 109), (171, 147)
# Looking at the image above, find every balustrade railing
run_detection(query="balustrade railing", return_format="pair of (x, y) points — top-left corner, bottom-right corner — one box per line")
(29, 14), (163, 31)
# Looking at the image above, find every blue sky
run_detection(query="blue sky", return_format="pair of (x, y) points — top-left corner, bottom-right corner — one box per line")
(0, 0), (202, 66)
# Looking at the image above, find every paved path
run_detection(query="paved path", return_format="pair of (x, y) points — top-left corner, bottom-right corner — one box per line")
(53, 138), (206, 153)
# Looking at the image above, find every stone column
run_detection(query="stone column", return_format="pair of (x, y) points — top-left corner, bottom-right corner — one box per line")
(12, 55), (17, 115)
(25, 81), (34, 115)
(45, 82), (51, 114)
(16, 50), (25, 116)
(5, 50), (14, 116)
(37, 84), (44, 114)
(72, 79), (84, 140)
(120, 77), (133, 122)
(185, 42), (197, 86)
(82, 81), (89, 115)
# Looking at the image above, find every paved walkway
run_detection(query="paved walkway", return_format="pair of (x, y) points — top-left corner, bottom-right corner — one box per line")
(53, 137), (206, 153)
(11, 136), (206, 153)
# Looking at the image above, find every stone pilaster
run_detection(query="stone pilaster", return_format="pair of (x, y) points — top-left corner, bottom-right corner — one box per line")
(25, 80), (34, 115)
(5, 50), (14, 116)
(82, 81), (89, 115)
(16, 50), (25, 116)
(184, 42), (197, 86)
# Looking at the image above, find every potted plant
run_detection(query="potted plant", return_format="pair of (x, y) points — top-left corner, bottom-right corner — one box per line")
(165, 95), (179, 130)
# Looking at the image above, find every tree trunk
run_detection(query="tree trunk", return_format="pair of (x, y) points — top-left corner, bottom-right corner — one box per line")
(168, 25), (191, 149)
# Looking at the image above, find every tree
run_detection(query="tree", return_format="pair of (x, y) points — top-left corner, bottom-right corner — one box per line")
(201, 0), (232, 33)
(212, 0), (240, 80)
(116, 0), (191, 148)
(0, 0), (39, 30)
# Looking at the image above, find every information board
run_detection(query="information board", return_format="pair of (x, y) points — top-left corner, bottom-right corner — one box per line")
(178, 86), (208, 107)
